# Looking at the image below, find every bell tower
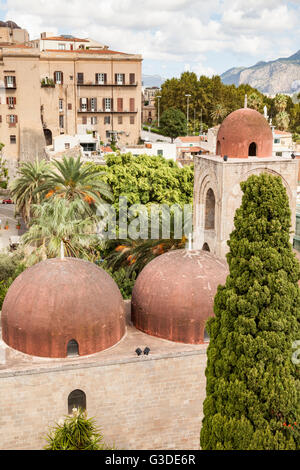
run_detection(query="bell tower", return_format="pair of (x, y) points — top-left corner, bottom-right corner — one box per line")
(193, 108), (298, 258)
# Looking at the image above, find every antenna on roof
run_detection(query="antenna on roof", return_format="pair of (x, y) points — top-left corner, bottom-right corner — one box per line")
(244, 94), (247, 108)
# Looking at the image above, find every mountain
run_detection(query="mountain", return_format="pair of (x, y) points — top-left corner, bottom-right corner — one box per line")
(142, 74), (164, 88)
(221, 50), (300, 95)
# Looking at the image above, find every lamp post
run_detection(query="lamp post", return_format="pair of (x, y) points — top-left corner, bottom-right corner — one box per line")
(185, 94), (191, 136)
(157, 95), (161, 129)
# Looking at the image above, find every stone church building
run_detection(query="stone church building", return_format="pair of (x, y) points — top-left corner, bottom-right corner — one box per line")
(0, 106), (298, 450)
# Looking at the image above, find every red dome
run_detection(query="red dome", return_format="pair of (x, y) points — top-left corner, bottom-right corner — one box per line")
(1, 258), (125, 358)
(216, 108), (273, 158)
(131, 249), (228, 344)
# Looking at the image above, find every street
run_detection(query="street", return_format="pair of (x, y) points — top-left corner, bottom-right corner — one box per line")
(0, 203), (26, 250)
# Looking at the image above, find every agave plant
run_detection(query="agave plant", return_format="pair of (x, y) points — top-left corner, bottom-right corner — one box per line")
(44, 408), (110, 450)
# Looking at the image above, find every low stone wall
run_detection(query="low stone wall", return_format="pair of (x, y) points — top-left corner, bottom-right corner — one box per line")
(0, 349), (207, 450)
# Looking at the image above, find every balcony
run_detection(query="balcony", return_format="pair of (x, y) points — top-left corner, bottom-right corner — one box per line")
(0, 84), (16, 90)
(78, 108), (138, 114)
(77, 81), (138, 87)
(41, 78), (55, 88)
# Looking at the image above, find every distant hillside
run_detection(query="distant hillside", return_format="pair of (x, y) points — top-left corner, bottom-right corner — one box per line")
(221, 50), (300, 95)
(142, 74), (164, 88)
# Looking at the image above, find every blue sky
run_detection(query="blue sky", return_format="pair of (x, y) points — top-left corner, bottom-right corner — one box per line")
(1, 0), (299, 79)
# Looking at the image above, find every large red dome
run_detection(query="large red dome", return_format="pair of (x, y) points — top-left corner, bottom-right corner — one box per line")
(131, 249), (229, 344)
(1, 258), (125, 358)
(216, 108), (273, 158)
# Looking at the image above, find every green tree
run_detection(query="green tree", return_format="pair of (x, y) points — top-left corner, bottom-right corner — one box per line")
(22, 196), (97, 265)
(210, 103), (228, 125)
(0, 154), (9, 189)
(44, 408), (111, 450)
(200, 173), (300, 450)
(10, 159), (51, 223)
(96, 153), (194, 208)
(247, 92), (263, 112)
(275, 111), (290, 131)
(159, 107), (187, 141)
(274, 94), (288, 113)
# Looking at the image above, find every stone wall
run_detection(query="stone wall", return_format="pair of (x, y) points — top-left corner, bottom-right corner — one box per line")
(0, 349), (207, 450)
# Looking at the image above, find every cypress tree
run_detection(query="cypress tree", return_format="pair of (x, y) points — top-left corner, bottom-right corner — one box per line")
(200, 173), (300, 450)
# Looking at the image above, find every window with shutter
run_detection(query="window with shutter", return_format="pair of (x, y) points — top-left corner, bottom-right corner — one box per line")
(104, 98), (111, 112)
(117, 98), (123, 112)
(5, 76), (15, 88)
(82, 116), (87, 124)
(54, 71), (63, 84)
(68, 103), (72, 110)
(90, 98), (97, 112)
(116, 73), (124, 85)
(129, 73), (135, 85)
(130, 98), (135, 112)
(77, 73), (84, 84)
(81, 98), (87, 111)
(95, 73), (105, 85)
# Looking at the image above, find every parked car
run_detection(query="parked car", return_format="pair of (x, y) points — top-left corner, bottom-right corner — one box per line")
(2, 198), (13, 204)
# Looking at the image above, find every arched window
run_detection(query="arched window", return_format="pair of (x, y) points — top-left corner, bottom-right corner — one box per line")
(67, 339), (79, 357)
(202, 242), (210, 252)
(216, 140), (221, 155)
(249, 142), (257, 156)
(205, 188), (215, 230)
(68, 389), (86, 414)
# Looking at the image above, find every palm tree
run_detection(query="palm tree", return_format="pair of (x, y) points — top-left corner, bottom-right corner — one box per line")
(104, 209), (190, 275)
(275, 111), (290, 131)
(247, 92), (263, 111)
(38, 156), (112, 214)
(10, 159), (51, 223)
(210, 103), (227, 124)
(104, 236), (186, 275)
(21, 196), (98, 265)
(274, 94), (288, 113)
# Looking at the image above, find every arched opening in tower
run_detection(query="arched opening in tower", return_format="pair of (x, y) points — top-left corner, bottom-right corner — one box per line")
(216, 140), (221, 155)
(205, 188), (215, 230)
(202, 242), (210, 252)
(249, 142), (257, 156)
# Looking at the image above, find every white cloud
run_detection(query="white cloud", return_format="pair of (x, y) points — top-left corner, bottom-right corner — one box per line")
(3, 0), (300, 76)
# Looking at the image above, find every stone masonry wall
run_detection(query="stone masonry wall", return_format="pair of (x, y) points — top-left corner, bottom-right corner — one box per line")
(0, 350), (207, 450)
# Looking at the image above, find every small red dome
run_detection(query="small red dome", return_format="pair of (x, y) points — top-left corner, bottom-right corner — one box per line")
(1, 258), (125, 357)
(216, 108), (273, 158)
(131, 249), (228, 344)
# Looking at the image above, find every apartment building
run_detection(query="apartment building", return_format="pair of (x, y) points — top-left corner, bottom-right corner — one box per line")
(0, 27), (142, 176)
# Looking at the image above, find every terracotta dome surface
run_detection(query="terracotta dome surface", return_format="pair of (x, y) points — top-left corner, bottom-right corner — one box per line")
(216, 108), (273, 158)
(131, 249), (229, 344)
(1, 258), (125, 358)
